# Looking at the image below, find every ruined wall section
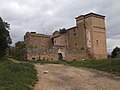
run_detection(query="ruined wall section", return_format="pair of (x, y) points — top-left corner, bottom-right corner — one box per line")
(52, 33), (68, 47)
(26, 48), (58, 60)
(26, 47), (87, 61)
(24, 32), (51, 49)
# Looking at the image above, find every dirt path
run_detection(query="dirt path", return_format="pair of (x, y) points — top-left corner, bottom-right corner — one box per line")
(34, 64), (120, 90)
(7, 58), (20, 63)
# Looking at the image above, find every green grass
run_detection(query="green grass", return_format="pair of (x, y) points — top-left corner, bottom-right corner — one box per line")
(28, 59), (120, 76)
(65, 60), (120, 75)
(0, 58), (38, 90)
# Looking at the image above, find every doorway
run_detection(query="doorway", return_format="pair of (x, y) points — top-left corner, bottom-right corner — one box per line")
(58, 53), (63, 60)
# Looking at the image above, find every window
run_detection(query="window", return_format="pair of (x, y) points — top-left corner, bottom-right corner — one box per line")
(96, 40), (99, 46)
(74, 33), (76, 35)
(84, 24), (86, 29)
(54, 40), (56, 44)
(74, 29), (75, 32)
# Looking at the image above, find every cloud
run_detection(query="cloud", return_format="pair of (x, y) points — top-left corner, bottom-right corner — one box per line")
(0, 0), (120, 53)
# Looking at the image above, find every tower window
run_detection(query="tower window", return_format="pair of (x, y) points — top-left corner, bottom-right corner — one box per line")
(74, 29), (75, 32)
(96, 40), (99, 46)
(42, 45), (44, 47)
(84, 24), (86, 29)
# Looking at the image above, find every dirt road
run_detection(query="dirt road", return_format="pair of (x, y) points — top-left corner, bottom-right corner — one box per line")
(34, 64), (120, 90)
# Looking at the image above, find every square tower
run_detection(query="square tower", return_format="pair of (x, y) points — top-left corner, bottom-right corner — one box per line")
(76, 13), (107, 59)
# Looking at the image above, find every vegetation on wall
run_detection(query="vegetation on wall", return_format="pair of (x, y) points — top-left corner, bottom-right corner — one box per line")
(59, 28), (67, 34)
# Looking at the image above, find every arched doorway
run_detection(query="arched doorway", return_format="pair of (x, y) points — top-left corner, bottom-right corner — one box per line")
(58, 53), (63, 60)
(58, 48), (63, 60)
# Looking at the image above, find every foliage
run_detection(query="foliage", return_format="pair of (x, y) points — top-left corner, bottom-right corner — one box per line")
(6, 46), (15, 57)
(11, 41), (26, 60)
(59, 28), (67, 34)
(111, 47), (120, 58)
(65, 59), (120, 75)
(0, 17), (12, 58)
(116, 51), (120, 58)
(80, 47), (85, 53)
(15, 41), (25, 49)
(0, 58), (38, 90)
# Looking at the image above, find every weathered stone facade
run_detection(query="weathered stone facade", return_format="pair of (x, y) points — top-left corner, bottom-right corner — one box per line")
(24, 12), (107, 60)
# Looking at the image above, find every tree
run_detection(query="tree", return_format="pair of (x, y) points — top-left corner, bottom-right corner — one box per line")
(15, 41), (25, 49)
(59, 28), (66, 34)
(13, 41), (26, 60)
(111, 47), (120, 58)
(0, 17), (12, 58)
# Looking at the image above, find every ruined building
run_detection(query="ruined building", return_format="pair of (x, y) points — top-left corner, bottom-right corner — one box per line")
(24, 12), (107, 60)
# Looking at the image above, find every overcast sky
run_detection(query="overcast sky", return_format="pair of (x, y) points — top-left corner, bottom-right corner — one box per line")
(0, 0), (120, 53)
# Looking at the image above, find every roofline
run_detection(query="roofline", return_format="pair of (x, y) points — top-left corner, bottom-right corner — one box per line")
(25, 32), (51, 38)
(75, 12), (105, 19)
(67, 26), (76, 30)
(31, 34), (51, 37)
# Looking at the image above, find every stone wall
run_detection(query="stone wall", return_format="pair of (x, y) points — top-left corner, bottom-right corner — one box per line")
(24, 32), (51, 49)
(25, 47), (88, 61)
(52, 33), (68, 47)
(26, 48), (56, 60)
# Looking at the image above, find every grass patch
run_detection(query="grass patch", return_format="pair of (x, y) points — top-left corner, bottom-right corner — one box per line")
(0, 58), (38, 90)
(65, 60), (120, 75)
(28, 59), (120, 76)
